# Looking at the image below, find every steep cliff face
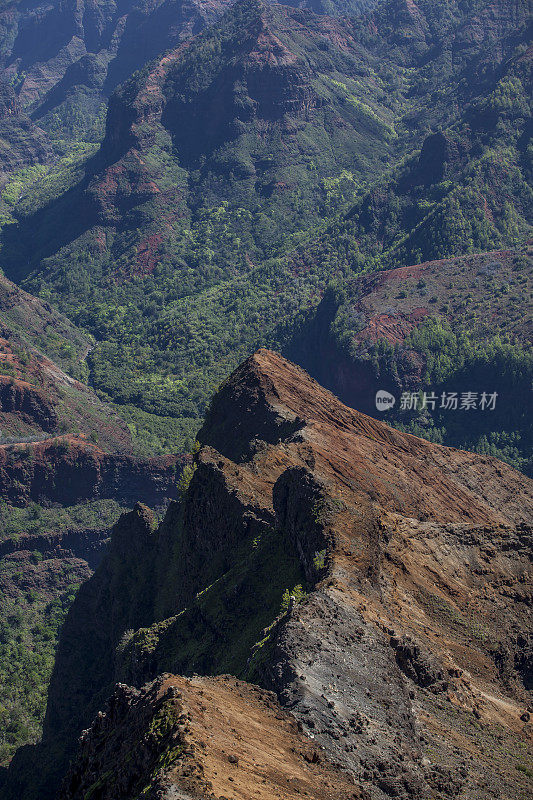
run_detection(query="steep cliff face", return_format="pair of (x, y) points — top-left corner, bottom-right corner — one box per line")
(0, 374), (59, 432)
(0, 437), (181, 506)
(0, 0), (232, 117)
(5, 350), (531, 800)
(369, 0), (530, 78)
(0, 295), (184, 504)
(0, 272), (187, 764)
(3, 0), (422, 289)
(0, 522), (110, 568)
(0, 273), (89, 372)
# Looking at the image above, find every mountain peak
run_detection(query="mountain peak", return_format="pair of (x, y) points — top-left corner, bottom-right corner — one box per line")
(5, 352), (532, 800)
(201, 349), (532, 525)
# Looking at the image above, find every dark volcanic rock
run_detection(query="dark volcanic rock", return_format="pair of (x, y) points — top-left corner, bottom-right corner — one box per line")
(0, 376), (59, 432)
(0, 438), (182, 507)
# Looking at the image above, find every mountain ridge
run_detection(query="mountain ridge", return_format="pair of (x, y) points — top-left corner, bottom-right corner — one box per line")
(4, 349), (531, 800)
(1, 0), (529, 450)
(0, 0), (531, 786)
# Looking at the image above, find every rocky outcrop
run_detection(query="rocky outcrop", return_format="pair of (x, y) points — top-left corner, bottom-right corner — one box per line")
(0, 376), (59, 432)
(4, 350), (531, 800)
(0, 438), (182, 507)
(59, 674), (365, 800)
(0, 525), (109, 569)
(0, 275), (89, 370)
(370, 0), (530, 78)
(403, 130), (471, 188)
(0, 0), (233, 109)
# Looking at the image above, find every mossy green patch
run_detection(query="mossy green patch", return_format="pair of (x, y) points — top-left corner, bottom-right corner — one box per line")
(121, 524), (307, 683)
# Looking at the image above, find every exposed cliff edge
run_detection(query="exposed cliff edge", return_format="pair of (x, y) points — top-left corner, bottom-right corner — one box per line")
(59, 674), (365, 800)
(0, 437), (182, 507)
(3, 350), (532, 800)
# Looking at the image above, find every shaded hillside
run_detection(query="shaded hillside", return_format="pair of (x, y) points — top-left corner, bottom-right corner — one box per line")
(0, 437), (181, 506)
(0, 0), (233, 142)
(4, 351), (532, 800)
(0, 271), (186, 764)
(4, 0), (417, 286)
(0, 0), (375, 143)
(0, 439), (183, 764)
(288, 246), (533, 473)
(0, 80), (52, 188)
(0, 500), (121, 766)
(2, 0), (530, 451)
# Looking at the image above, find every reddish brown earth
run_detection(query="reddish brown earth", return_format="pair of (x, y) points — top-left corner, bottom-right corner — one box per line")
(0, 273), (89, 366)
(291, 246), (533, 414)
(0, 0), (233, 110)
(351, 248), (533, 346)
(0, 274), (186, 506)
(197, 350), (533, 799)
(0, 272), (185, 508)
(0, 332), (135, 452)
(0, 273), (137, 451)
(11, 349), (531, 800)
(60, 675), (366, 800)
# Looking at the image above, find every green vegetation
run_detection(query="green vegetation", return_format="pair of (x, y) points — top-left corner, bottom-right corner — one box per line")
(0, 583), (79, 764)
(387, 318), (532, 474)
(116, 404), (199, 456)
(0, 499), (126, 763)
(281, 584), (307, 611)
(418, 589), (492, 646)
(0, 499), (125, 542)
(307, 245), (533, 474)
(0, 0), (531, 762)
(120, 522), (308, 682)
(313, 549), (327, 572)
(0, 0), (527, 455)
(0, 1), (528, 792)
(176, 442), (199, 497)
(516, 763), (533, 780)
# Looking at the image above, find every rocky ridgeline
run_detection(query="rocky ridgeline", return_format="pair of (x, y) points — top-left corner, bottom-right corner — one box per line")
(3, 350), (531, 800)
(59, 675), (364, 800)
